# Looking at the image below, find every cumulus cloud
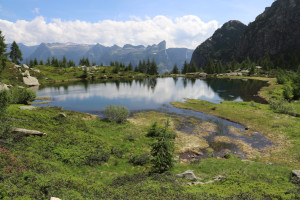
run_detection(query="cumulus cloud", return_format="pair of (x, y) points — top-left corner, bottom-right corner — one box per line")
(0, 15), (218, 48)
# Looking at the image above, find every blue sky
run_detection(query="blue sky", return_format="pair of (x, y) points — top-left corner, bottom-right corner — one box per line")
(0, 0), (274, 48)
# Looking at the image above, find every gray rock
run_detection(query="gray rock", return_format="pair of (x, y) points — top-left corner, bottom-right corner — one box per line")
(31, 68), (40, 73)
(58, 113), (67, 118)
(23, 76), (40, 86)
(19, 106), (37, 110)
(22, 64), (29, 69)
(0, 83), (9, 91)
(22, 70), (30, 77)
(176, 170), (197, 181)
(291, 170), (300, 184)
(50, 197), (61, 200)
(12, 127), (47, 136)
(14, 64), (21, 68)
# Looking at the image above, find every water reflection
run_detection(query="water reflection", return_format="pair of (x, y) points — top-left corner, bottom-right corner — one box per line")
(35, 78), (266, 113)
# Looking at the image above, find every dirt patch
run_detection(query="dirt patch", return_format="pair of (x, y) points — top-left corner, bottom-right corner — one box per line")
(175, 131), (209, 154)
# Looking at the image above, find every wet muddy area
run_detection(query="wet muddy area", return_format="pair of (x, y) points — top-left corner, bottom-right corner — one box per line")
(160, 104), (273, 161)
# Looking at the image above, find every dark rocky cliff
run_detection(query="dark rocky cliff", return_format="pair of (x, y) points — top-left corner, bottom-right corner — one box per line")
(191, 20), (247, 68)
(236, 0), (300, 62)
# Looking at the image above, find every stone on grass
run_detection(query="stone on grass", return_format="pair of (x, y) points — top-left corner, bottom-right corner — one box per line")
(12, 128), (47, 136)
(58, 113), (67, 118)
(19, 106), (37, 110)
(50, 197), (61, 200)
(291, 170), (300, 185)
(0, 83), (9, 91)
(176, 170), (197, 181)
(22, 64), (29, 69)
(22, 70), (30, 77)
(23, 76), (40, 86)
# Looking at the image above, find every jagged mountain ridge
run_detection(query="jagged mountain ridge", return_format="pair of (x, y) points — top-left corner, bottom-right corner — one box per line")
(191, 0), (300, 68)
(13, 41), (193, 73)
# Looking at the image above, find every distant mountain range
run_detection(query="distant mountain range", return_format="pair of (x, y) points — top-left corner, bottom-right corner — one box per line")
(8, 41), (193, 73)
(191, 0), (300, 69)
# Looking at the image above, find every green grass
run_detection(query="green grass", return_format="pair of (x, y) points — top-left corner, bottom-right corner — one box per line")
(0, 105), (299, 199)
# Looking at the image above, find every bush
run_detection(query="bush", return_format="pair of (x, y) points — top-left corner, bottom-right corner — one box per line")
(129, 153), (150, 166)
(104, 105), (130, 123)
(283, 81), (294, 101)
(111, 146), (124, 158)
(276, 73), (288, 84)
(0, 90), (11, 139)
(270, 99), (295, 115)
(10, 88), (36, 104)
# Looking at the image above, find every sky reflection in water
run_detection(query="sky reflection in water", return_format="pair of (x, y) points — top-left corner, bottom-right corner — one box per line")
(36, 78), (265, 114)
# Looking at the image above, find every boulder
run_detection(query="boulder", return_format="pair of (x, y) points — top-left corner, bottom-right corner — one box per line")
(22, 70), (30, 77)
(19, 106), (37, 110)
(176, 170), (197, 181)
(0, 83), (9, 91)
(291, 170), (300, 185)
(58, 113), (67, 118)
(12, 127), (47, 136)
(50, 197), (61, 200)
(23, 76), (40, 86)
(14, 64), (21, 68)
(22, 64), (29, 69)
(31, 68), (40, 73)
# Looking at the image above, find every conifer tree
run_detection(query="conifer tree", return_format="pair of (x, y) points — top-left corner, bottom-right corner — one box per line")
(0, 30), (7, 72)
(171, 64), (179, 74)
(181, 61), (189, 74)
(9, 41), (23, 64)
(150, 121), (174, 173)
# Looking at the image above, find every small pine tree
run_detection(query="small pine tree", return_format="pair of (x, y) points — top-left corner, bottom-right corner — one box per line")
(171, 64), (179, 74)
(9, 41), (23, 64)
(181, 61), (189, 74)
(150, 121), (174, 173)
(46, 57), (51, 66)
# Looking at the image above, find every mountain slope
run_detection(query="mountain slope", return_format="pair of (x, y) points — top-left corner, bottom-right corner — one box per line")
(191, 20), (247, 68)
(236, 0), (300, 62)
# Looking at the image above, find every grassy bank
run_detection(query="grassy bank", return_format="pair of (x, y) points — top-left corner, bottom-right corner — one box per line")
(0, 105), (298, 199)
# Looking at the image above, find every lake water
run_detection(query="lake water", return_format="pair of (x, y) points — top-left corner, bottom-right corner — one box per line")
(35, 77), (267, 115)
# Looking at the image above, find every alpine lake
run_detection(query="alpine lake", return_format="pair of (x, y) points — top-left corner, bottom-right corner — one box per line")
(33, 77), (272, 160)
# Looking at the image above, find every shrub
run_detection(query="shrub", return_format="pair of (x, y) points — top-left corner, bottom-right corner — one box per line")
(0, 90), (11, 139)
(283, 81), (294, 101)
(276, 73), (288, 84)
(129, 153), (150, 166)
(0, 145), (28, 179)
(270, 99), (295, 115)
(10, 88), (36, 104)
(111, 146), (124, 158)
(104, 105), (130, 123)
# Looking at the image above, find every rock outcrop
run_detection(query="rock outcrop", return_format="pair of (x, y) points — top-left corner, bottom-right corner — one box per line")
(176, 170), (197, 181)
(236, 0), (300, 62)
(191, 20), (247, 69)
(23, 76), (40, 86)
(0, 83), (9, 91)
(12, 128), (47, 136)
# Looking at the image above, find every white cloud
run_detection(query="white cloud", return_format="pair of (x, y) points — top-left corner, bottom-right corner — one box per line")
(32, 8), (40, 14)
(0, 15), (218, 49)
